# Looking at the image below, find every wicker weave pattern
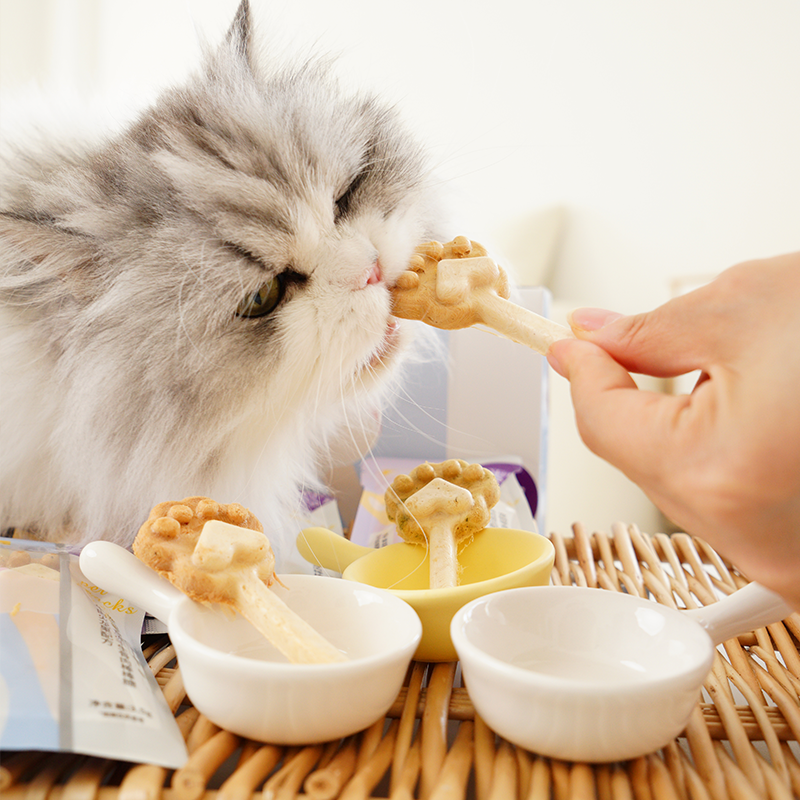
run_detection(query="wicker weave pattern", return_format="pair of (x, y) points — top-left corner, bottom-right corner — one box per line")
(2, 523), (799, 798)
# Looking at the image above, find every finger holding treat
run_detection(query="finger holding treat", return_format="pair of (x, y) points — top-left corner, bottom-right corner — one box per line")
(391, 236), (573, 354)
(385, 460), (500, 589)
(133, 496), (345, 664)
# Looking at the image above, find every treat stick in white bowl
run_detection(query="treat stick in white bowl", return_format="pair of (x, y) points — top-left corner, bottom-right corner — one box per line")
(192, 521), (346, 664)
(135, 508), (345, 664)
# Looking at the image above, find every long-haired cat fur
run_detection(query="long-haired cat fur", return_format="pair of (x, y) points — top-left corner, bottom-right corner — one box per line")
(0, 0), (442, 568)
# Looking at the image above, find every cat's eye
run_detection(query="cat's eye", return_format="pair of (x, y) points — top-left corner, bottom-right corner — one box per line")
(235, 276), (284, 318)
(334, 171), (366, 219)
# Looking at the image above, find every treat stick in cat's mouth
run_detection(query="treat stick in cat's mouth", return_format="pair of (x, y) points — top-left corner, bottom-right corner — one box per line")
(390, 236), (574, 355)
(385, 460), (500, 589)
(134, 503), (345, 664)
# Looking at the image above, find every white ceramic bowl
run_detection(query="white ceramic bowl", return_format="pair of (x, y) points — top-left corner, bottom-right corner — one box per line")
(451, 584), (792, 762)
(80, 542), (422, 744)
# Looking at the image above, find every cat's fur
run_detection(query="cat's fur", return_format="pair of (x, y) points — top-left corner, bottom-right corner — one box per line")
(0, 1), (440, 567)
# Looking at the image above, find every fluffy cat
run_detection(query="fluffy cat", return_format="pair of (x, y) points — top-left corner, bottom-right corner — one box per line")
(0, 0), (441, 568)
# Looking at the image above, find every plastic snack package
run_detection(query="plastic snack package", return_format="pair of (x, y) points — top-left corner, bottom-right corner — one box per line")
(286, 489), (346, 575)
(0, 537), (188, 768)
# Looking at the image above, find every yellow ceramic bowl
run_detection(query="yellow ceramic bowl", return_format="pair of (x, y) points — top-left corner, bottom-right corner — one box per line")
(297, 527), (555, 662)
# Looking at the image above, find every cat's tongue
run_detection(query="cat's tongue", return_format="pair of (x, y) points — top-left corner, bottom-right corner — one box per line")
(357, 261), (382, 289)
(364, 262), (382, 286)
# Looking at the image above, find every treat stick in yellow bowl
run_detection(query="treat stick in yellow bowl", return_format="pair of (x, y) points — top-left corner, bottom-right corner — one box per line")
(296, 524), (556, 662)
(396, 479), (473, 588)
(385, 460), (500, 589)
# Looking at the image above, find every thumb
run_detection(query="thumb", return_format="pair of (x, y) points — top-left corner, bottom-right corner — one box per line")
(568, 300), (713, 378)
(547, 337), (687, 488)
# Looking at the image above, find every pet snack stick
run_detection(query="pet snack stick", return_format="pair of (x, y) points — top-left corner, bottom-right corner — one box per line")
(385, 460), (500, 588)
(133, 497), (345, 664)
(391, 236), (573, 355)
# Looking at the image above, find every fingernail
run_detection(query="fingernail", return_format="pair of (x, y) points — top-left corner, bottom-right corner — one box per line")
(568, 307), (624, 332)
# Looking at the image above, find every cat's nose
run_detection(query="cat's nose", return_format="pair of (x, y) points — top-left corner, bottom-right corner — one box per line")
(358, 261), (383, 289)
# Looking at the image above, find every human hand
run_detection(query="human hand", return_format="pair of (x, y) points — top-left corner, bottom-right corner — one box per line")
(547, 252), (800, 609)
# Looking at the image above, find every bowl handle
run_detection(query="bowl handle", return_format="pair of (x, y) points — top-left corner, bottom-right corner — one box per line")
(79, 541), (185, 625)
(684, 581), (795, 645)
(296, 527), (373, 572)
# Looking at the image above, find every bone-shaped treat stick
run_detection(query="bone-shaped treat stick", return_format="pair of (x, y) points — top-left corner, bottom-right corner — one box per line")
(385, 460), (500, 589)
(401, 479), (473, 589)
(391, 236), (574, 355)
(133, 497), (345, 664)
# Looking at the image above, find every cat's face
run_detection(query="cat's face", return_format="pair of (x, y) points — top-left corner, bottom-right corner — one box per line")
(41, 4), (434, 434)
(86, 10), (433, 416)
(0, 0), (441, 548)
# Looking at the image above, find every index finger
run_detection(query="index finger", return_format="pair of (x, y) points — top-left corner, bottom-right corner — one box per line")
(548, 338), (694, 489)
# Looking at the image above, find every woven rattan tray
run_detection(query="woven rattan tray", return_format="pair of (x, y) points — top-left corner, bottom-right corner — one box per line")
(2, 523), (799, 799)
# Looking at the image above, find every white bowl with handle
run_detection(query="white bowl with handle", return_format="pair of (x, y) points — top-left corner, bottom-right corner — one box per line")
(451, 582), (793, 762)
(80, 541), (421, 744)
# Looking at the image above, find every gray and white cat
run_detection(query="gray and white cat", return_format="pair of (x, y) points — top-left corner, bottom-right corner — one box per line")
(0, 1), (441, 568)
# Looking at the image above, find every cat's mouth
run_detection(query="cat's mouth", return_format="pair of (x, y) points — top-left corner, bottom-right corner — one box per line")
(365, 318), (402, 372)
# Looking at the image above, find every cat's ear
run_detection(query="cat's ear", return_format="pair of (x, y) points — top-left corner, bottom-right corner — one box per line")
(224, 0), (254, 71)
(0, 214), (101, 304)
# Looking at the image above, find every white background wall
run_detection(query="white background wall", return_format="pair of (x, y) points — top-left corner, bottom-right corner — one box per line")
(2, 0), (799, 536)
